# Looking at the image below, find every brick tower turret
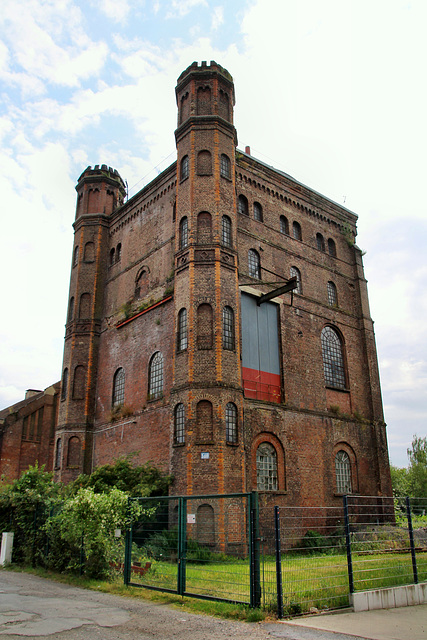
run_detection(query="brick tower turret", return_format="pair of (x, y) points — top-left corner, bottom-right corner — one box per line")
(55, 165), (126, 482)
(171, 61), (245, 495)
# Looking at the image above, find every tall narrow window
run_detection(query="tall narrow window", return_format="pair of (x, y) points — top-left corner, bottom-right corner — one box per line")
(253, 202), (263, 221)
(112, 368), (125, 407)
(55, 438), (62, 469)
(180, 155), (189, 180)
(84, 241), (94, 262)
(67, 297), (74, 323)
(238, 194), (249, 216)
(197, 303), (213, 349)
(177, 308), (188, 351)
(109, 247), (115, 265)
(280, 215), (289, 235)
(116, 243), (122, 261)
(197, 86), (211, 115)
(148, 352), (163, 399)
(220, 154), (231, 179)
(335, 450), (352, 493)
(179, 216), (188, 249)
(174, 403), (185, 444)
(222, 306), (235, 350)
(256, 442), (278, 491)
(225, 402), (238, 443)
(316, 233), (325, 252)
(321, 326), (346, 389)
(67, 436), (81, 468)
(248, 249), (261, 279)
(290, 266), (302, 294)
(79, 293), (91, 319)
(61, 368), (68, 401)
(328, 238), (337, 257)
(327, 281), (338, 306)
(222, 215), (232, 247)
(73, 246), (79, 267)
(292, 221), (302, 241)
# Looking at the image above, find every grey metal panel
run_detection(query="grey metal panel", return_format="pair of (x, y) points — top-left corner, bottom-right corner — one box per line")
(241, 293), (280, 375)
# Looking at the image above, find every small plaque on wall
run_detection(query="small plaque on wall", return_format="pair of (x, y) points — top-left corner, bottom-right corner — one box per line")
(201, 452), (209, 460)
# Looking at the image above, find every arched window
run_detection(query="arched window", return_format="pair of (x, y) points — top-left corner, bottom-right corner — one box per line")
(197, 150), (212, 175)
(135, 267), (149, 299)
(327, 281), (338, 306)
(180, 155), (189, 181)
(197, 211), (212, 244)
(177, 308), (188, 351)
(67, 297), (74, 323)
(72, 365), (86, 399)
(73, 246), (79, 267)
(197, 303), (213, 349)
(221, 215), (232, 247)
(222, 306), (235, 350)
(109, 247), (115, 265)
(116, 243), (122, 261)
(290, 266), (302, 294)
(148, 352), (163, 400)
(179, 216), (188, 249)
(280, 215), (289, 235)
(335, 450), (352, 493)
(174, 403), (185, 444)
(316, 233), (325, 252)
(197, 86), (211, 115)
(219, 88), (230, 120)
(79, 293), (91, 319)
(256, 442), (278, 491)
(253, 202), (263, 222)
(196, 400), (213, 442)
(292, 221), (302, 241)
(112, 368), (125, 407)
(55, 438), (62, 469)
(248, 249), (261, 279)
(226, 402), (237, 443)
(220, 154), (231, 179)
(61, 368), (68, 401)
(238, 194), (249, 216)
(84, 241), (94, 262)
(67, 436), (81, 468)
(321, 326), (346, 389)
(328, 238), (337, 257)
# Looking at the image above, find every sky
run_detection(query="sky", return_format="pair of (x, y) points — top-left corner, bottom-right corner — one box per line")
(0, 0), (426, 467)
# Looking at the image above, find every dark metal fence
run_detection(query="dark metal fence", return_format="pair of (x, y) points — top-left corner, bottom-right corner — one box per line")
(124, 492), (260, 606)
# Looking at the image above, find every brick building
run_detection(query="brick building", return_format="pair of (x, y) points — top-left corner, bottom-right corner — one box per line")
(0, 384), (59, 482)
(54, 60), (392, 507)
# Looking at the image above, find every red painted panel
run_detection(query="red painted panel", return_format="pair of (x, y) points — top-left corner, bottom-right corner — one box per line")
(242, 367), (281, 403)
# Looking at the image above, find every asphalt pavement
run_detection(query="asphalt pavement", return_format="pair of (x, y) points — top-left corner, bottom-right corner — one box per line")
(0, 569), (425, 640)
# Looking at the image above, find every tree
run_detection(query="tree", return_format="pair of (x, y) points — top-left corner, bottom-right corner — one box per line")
(407, 435), (427, 502)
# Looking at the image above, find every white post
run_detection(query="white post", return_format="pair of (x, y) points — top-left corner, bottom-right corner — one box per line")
(0, 532), (14, 565)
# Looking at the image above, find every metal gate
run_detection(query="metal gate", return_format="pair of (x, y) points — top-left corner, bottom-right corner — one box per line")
(124, 492), (261, 607)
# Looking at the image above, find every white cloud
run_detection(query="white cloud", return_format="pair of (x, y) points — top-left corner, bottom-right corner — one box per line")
(211, 5), (224, 30)
(91, 0), (131, 23)
(166, 0), (208, 18)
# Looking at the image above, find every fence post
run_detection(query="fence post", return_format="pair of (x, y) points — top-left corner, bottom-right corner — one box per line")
(177, 497), (187, 596)
(274, 505), (284, 619)
(249, 492), (261, 609)
(343, 495), (354, 594)
(406, 496), (418, 584)
(123, 498), (133, 586)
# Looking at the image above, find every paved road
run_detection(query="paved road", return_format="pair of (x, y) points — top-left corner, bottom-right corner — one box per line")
(1, 570), (425, 640)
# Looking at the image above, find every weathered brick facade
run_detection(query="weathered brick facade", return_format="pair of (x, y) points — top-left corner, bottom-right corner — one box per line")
(51, 60), (392, 506)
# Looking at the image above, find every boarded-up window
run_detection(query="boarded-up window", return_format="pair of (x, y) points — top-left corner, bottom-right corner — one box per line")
(55, 438), (62, 468)
(180, 92), (190, 124)
(67, 297), (74, 323)
(241, 293), (281, 403)
(84, 241), (95, 262)
(197, 212), (212, 244)
(67, 436), (81, 468)
(197, 150), (212, 175)
(197, 304), (213, 349)
(79, 293), (91, 319)
(196, 400), (213, 442)
(197, 86), (211, 115)
(87, 188), (100, 213)
(219, 89), (230, 120)
(197, 504), (215, 544)
(135, 268), (149, 299)
(61, 368), (68, 401)
(73, 365), (86, 399)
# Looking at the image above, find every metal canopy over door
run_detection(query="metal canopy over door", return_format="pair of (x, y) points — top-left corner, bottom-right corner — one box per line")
(241, 292), (281, 403)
